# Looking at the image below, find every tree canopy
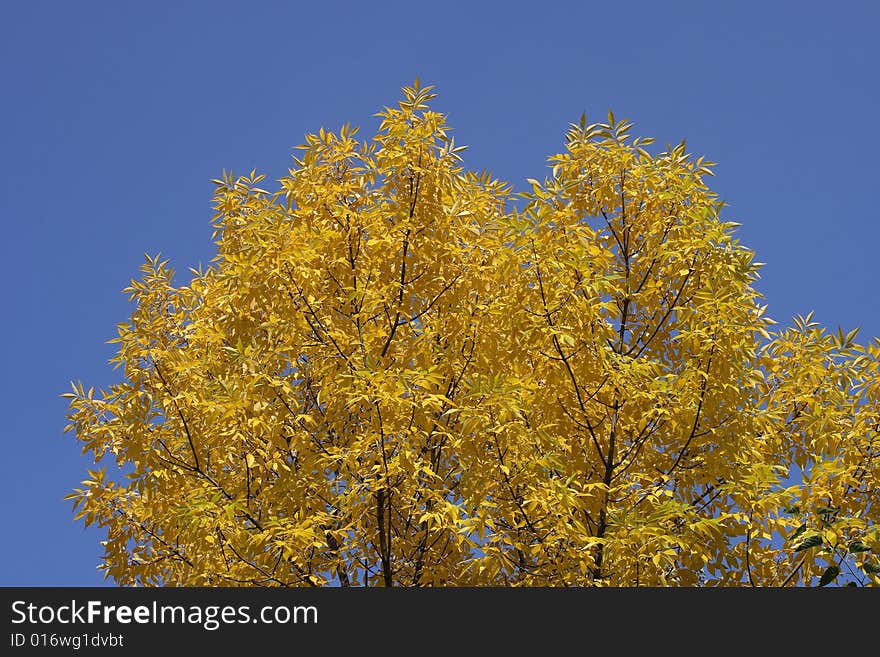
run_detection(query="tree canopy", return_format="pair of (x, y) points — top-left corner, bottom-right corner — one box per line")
(64, 81), (880, 586)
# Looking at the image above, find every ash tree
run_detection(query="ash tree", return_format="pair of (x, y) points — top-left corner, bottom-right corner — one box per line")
(64, 81), (880, 586)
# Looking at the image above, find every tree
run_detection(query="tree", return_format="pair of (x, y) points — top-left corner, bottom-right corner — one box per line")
(63, 80), (880, 586)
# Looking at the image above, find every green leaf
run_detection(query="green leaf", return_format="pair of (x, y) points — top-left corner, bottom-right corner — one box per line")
(816, 506), (839, 516)
(789, 524), (807, 543)
(794, 535), (822, 552)
(818, 565), (839, 587)
(861, 561), (880, 575)
(783, 505), (800, 514)
(847, 541), (871, 553)
(819, 565), (840, 586)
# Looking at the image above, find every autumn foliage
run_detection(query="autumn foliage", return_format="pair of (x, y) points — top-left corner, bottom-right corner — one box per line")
(63, 81), (880, 586)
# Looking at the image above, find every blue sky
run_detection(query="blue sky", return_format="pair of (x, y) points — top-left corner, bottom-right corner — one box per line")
(1, 1), (877, 586)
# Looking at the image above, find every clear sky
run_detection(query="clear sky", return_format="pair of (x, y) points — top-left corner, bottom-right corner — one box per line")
(1, 1), (877, 586)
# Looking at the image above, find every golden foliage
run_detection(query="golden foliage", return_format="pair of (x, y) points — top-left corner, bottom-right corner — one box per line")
(63, 81), (880, 586)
